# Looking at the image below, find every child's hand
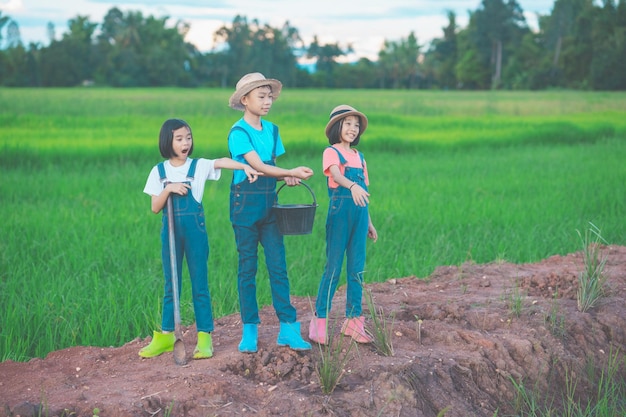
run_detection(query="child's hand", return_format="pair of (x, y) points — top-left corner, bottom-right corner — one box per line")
(284, 176), (301, 186)
(291, 166), (314, 180)
(243, 166), (262, 183)
(367, 223), (378, 242)
(350, 184), (370, 207)
(167, 182), (190, 196)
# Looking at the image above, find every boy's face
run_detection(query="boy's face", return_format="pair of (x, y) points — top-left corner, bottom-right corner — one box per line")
(241, 86), (274, 115)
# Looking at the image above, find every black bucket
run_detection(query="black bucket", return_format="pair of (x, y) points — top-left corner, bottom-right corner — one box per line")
(272, 182), (318, 235)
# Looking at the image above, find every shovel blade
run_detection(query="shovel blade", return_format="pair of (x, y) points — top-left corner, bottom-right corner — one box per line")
(173, 338), (187, 365)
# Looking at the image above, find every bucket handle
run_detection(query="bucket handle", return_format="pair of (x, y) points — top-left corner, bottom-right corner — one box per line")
(275, 182), (317, 206)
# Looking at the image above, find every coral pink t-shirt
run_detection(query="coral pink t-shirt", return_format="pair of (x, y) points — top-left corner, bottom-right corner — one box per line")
(322, 144), (369, 189)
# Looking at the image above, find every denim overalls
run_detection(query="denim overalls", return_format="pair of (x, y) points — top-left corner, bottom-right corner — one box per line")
(158, 159), (214, 333)
(315, 147), (369, 318)
(229, 125), (297, 325)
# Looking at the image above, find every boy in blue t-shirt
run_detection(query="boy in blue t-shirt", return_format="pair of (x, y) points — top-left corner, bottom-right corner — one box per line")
(227, 72), (314, 353)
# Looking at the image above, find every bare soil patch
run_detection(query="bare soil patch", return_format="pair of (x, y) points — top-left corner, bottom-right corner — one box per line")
(2, 246), (625, 417)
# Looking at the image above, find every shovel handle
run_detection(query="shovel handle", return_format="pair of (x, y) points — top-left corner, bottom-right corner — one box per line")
(166, 195), (182, 328)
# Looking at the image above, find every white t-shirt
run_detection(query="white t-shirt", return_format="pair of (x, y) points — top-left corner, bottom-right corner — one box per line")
(143, 158), (221, 203)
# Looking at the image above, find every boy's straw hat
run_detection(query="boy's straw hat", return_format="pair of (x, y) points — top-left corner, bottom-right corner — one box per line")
(325, 104), (368, 139)
(229, 72), (283, 111)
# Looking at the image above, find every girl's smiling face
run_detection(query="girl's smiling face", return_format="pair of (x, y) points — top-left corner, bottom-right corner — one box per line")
(340, 115), (361, 145)
(171, 126), (192, 162)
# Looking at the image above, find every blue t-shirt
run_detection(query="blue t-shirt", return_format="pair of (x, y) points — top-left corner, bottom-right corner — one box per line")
(228, 119), (286, 184)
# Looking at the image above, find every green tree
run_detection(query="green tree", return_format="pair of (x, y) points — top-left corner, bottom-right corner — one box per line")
(0, 11), (10, 47)
(215, 16), (301, 87)
(377, 32), (421, 89)
(307, 36), (349, 87)
(249, 21), (301, 86)
(95, 8), (194, 86)
(424, 10), (459, 89)
(214, 15), (256, 86)
(589, 0), (626, 89)
(39, 16), (97, 86)
(332, 57), (378, 89)
(538, 0), (591, 87)
(455, 28), (491, 89)
(468, 0), (528, 89)
(559, 0), (595, 88)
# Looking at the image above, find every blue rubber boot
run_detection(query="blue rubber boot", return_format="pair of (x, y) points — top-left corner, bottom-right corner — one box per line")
(277, 322), (312, 351)
(239, 323), (258, 353)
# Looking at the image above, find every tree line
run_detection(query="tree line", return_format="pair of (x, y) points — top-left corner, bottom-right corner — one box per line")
(0, 0), (625, 90)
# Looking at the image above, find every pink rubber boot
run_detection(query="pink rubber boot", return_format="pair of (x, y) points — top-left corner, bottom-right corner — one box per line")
(308, 317), (328, 345)
(341, 316), (372, 343)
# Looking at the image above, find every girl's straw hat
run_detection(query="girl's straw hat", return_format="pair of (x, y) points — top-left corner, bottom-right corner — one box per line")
(229, 72), (283, 111)
(325, 104), (368, 139)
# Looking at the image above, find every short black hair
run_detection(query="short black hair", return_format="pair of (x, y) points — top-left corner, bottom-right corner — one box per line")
(327, 116), (363, 146)
(159, 118), (194, 158)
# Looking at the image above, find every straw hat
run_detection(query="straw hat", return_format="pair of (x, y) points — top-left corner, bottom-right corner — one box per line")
(229, 72), (283, 111)
(325, 104), (368, 139)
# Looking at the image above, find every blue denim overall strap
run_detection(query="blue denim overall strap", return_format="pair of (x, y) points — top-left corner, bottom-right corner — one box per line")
(228, 124), (297, 324)
(315, 146), (369, 318)
(229, 123), (278, 167)
(157, 159), (214, 333)
(229, 123), (279, 224)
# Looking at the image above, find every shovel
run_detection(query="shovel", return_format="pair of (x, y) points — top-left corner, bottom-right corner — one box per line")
(166, 194), (187, 365)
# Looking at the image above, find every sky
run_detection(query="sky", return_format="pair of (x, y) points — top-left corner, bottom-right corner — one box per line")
(1, 0), (553, 61)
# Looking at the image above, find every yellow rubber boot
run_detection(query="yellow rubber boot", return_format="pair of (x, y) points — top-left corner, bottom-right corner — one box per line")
(193, 331), (213, 359)
(138, 331), (175, 358)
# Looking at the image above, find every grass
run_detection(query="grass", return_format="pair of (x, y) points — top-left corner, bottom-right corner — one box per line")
(510, 349), (626, 417)
(505, 280), (525, 318)
(576, 223), (608, 312)
(363, 285), (395, 357)
(1, 88), (625, 363)
(313, 316), (355, 395)
(545, 290), (567, 339)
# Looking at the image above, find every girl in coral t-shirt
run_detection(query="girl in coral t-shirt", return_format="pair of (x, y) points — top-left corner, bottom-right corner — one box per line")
(309, 105), (378, 345)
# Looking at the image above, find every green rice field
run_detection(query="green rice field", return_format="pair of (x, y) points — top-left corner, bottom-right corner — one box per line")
(1, 88), (625, 362)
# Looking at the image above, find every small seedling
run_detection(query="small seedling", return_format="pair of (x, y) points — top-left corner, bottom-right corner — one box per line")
(315, 318), (355, 395)
(545, 289), (566, 338)
(364, 286), (394, 356)
(414, 315), (423, 344)
(576, 222), (608, 312)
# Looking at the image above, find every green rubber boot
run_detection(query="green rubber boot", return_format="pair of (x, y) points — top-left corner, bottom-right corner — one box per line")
(138, 331), (175, 358)
(193, 331), (213, 359)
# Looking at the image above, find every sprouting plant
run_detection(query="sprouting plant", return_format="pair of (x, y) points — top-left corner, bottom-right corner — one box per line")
(495, 252), (507, 264)
(315, 317), (355, 395)
(508, 280), (524, 318)
(164, 400), (175, 417)
(308, 296), (356, 395)
(545, 289), (566, 339)
(364, 285), (394, 357)
(414, 315), (424, 345)
(576, 222), (608, 312)
(460, 283), (468, 294)
(436, 406), (451, 416)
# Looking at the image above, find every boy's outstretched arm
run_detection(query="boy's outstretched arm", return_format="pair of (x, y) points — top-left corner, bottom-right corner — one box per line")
(242, 151), (314, 182)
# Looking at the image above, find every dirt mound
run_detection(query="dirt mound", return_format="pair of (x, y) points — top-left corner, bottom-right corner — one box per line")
(2, 246), (625, 417)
